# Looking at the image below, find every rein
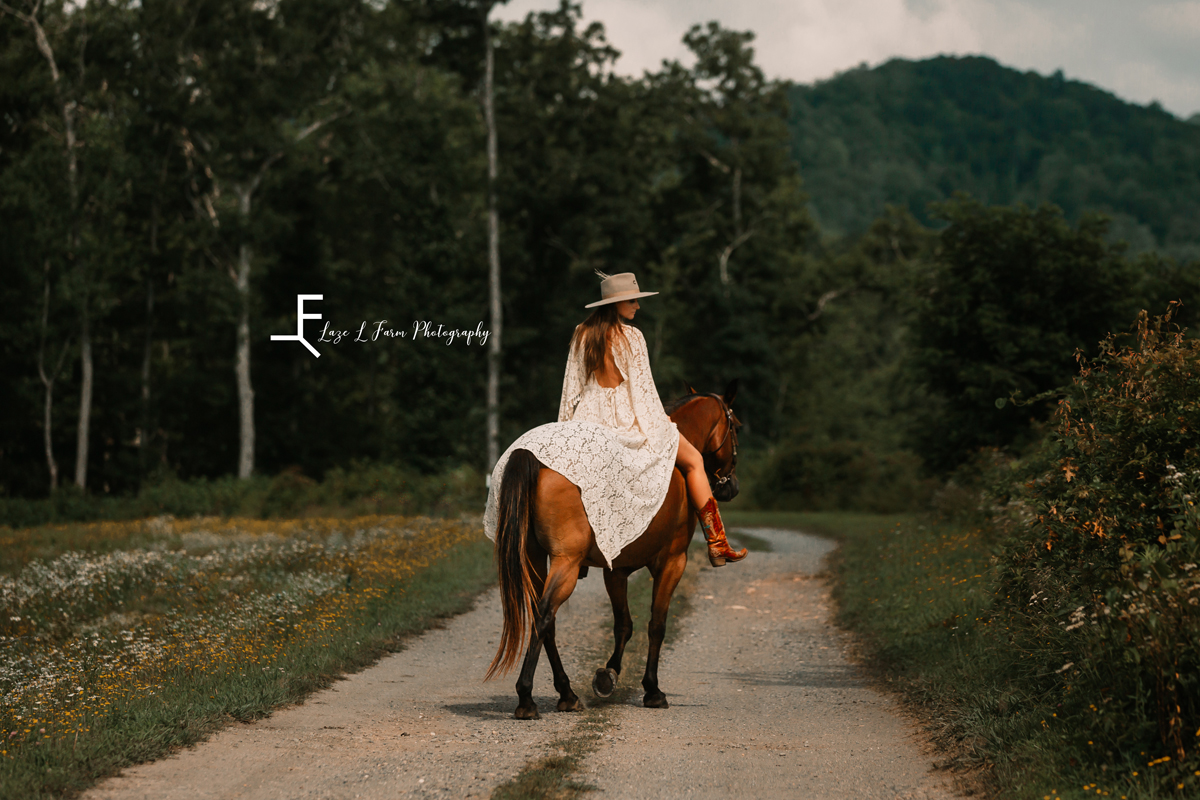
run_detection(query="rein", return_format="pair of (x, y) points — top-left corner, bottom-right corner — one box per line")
(704, 399), (738, 488)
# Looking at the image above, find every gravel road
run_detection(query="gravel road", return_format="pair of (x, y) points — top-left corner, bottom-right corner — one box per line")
(84, 529), (958, 800)
(577, 528), (956, 799)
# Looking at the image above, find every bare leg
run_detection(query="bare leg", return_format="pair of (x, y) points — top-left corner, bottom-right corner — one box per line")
(677, 432), (746, 565)
(675, 434), (712, 511)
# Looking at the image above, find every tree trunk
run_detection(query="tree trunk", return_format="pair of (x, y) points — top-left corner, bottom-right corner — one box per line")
(43, 376), (58, 491)
(139, 275), (154, 477)
(140, 148), (168, 480)
(235, 186), (256, 479)
(9, 4), (87, 490)
(74, 302), (91, 489)
(36, 261), (68, 492)
(484, 10), (502, 472)
(732, 164), (742, 235)
(719, 155), (746, 295)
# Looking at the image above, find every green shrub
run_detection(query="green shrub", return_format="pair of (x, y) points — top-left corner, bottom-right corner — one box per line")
(750, 439), (936, 512)
(993, 306), (1200, 782)
(910, 196), (1143, 472)
(0, 462), (487, 528)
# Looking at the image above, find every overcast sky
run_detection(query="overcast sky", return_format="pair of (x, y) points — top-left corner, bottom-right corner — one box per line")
(495, 0), (1200, 120)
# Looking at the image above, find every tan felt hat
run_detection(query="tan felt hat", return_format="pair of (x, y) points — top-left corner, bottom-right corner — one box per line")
(584, 271), (659, 308)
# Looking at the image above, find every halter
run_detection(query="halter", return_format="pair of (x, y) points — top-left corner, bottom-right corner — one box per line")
(704, 398), (739, 488)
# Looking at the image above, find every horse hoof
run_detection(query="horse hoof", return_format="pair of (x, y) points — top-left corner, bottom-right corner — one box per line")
(643, 691), (669, 709)
(593, 668), (618, 698)
(514, 703), (540, 720)
(557, 695), (586, 712)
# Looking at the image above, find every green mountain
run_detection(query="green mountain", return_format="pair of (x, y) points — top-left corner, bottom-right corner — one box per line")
(788, 56), (1200, 261)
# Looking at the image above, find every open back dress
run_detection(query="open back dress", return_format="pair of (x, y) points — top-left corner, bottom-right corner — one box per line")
(483, 324), (680, 566)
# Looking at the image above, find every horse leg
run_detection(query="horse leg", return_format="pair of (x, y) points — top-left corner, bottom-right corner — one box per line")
(542, 619), (585, 712)
(514, 555), (581, 720)
(593, 567), (634, 698)
(642, 554), (687, 709)
(513, 551), (548, 720)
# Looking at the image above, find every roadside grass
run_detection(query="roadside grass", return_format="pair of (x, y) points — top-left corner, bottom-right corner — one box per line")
(0, 516), (496, 800)
(723, 510), (1174, 800)
(0, 463), (486, 530)
(492, 541), (706, 800)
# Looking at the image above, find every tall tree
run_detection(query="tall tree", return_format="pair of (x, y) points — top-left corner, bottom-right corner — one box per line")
(34, 260), (71, 490)
(910, 195), (1144, 470)
(176, 0), (356, 478)
(484, 1), (502, 471)
(416, 0), (508, 469)
(0, 0), (95, 488)
(641, 23), (817, 438)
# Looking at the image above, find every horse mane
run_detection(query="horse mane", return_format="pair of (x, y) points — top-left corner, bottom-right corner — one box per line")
(663, 393), (717, 415)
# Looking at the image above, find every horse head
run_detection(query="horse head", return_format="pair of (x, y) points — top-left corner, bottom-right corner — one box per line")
(668, 379), (741, 502)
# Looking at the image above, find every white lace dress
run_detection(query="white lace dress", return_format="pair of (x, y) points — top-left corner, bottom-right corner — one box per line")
(483, 324), (680, 566)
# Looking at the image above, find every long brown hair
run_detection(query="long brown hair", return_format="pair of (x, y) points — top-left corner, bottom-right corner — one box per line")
(571, 304), (629, 377)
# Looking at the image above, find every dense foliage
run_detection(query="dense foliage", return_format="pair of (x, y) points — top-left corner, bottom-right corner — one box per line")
(3, 0), (1199, 519)
(0, 0), (822, 501)
(789, 56), (1200, 262)
(750, 206), (938, 510)
(909, 196), (1143, 470)
(989, 308), (1200, 783)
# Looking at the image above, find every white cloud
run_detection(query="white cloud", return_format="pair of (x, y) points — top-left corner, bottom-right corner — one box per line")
(494, 0), (1200, 118)
(496, 0), (688, 75)
(1105, 58), (1198, 112)
(763, 0), (984, 82)
(1144, 1), (1200, 37)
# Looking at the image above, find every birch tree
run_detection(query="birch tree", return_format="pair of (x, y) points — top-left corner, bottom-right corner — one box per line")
(415, 0), (508, 470)
(177, 0), (355, 479)
(483, 1), (501, 471)
(642, 23), (817, 435)
(35, 261), (72, 490)
(0, 0), (101, 489)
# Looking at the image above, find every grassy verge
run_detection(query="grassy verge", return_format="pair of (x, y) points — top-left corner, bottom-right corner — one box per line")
(0, 463), (486, 530)
(0, 516), (496, 800)
(724, 510), (1184, 799)
(491, 543), (706, 800)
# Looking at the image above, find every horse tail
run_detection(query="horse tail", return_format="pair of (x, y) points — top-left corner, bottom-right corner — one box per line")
(486, 448), (541, 680)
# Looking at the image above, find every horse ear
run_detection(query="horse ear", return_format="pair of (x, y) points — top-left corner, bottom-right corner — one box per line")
(723, 379), (738, 405)
(684, 382), (698, 395)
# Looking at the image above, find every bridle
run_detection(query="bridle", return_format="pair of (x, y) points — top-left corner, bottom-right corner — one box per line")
(705, 398), (739, 489)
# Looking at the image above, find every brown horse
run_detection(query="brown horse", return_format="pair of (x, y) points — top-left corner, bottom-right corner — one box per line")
(486, 381), (741, 719)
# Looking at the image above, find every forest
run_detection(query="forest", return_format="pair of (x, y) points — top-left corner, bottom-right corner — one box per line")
(1, 0), (1198, 516)
(790, 55), (1200, 262)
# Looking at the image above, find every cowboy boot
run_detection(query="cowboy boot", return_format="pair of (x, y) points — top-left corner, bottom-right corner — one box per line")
(698, 497), (747, 567)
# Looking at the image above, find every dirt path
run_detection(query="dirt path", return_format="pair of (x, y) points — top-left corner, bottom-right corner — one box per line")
(85, 529), (957, 800)
(577, 529), (956, 799)
(85, 571), (615, 800)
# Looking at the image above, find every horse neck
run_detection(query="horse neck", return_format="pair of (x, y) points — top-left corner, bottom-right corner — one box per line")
(672, 400), (719, 452)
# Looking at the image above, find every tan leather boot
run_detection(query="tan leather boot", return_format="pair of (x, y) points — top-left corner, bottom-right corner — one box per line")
(698, 497), (747, 567)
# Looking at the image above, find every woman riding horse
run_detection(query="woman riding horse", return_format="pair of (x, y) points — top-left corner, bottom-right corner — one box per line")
(482, 274), (742, 712)
(484, 271), (744, 571)
(557, 270), (745, 567)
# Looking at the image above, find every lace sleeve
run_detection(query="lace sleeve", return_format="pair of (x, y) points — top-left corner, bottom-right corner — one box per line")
(558, 333), (586, 422)
(616, 326), (678, 452)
